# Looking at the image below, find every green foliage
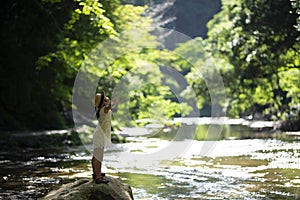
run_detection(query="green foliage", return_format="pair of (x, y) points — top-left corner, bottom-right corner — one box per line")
(175, 0), (300, 120)
(129, 83), (191, 125)
(0, 0), (76, 130)
(0, 0), (192, 130)
(34, 0), (120, 129)
(219, 0), (300, 119)
(279, 69), (300, 106)
(0, 1), (132, 130)
(175, 37), (230, 115)
(3, 0), (298, 131)
(77, 4), (193, 126)
(291, 0), (300, 32)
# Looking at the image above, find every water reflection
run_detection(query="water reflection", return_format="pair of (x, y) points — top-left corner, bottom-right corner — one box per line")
(156, 124), (294, 141)
(0, 124), (299, 199)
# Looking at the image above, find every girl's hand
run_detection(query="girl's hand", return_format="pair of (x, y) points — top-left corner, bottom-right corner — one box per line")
(104, 97), (111, 113)
(104, 97), (110, 105)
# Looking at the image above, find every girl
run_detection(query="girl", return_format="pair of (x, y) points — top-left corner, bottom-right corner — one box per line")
(92, 91), (111, 184)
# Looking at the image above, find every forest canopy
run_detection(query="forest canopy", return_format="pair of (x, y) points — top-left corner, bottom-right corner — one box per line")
(176, 0), (300, 122)
(0, 0), (299, 131)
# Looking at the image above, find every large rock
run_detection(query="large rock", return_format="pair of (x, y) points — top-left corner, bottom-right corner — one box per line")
(43, 177), (134, 200)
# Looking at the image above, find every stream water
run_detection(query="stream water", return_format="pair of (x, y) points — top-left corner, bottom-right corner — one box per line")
(1, 121), (300, 199)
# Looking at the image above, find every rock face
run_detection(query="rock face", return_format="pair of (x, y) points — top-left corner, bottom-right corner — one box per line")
(43, 177), (134, 200)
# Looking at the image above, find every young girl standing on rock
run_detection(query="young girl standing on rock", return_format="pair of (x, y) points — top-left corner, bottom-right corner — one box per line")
(92, 91), (111, 184)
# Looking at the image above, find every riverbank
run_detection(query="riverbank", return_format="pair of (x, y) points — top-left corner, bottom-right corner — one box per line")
(1, 117), (299, 151)
(119, 117), (300, 142)
(0, 127), (127, 151)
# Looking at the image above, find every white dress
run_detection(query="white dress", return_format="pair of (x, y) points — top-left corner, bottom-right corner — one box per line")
(93, 106), (111, 149)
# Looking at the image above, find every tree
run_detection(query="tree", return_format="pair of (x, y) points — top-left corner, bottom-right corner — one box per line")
(77, 4), (192, 126)
(0, 0), (123, 130)
(175, 0), (300, 120)
(218, 0), (300, 119)
(0, 0), (79, 130)
(0, 0), (192, 130)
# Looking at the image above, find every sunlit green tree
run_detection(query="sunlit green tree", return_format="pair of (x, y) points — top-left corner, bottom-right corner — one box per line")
(176, 0), (300, 120)
(1, 0), (191, 130)
(82, 5), (192, 126)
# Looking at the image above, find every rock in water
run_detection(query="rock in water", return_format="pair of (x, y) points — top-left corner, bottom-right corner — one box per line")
(42, 177), (134, 200)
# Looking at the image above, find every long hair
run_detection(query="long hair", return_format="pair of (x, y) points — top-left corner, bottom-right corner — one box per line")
(95, 91), (105, 119)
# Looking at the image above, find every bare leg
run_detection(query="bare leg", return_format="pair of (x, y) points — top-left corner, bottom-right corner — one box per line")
(92, 156), (101, 178)
(100, 161), (102, 172)
(93, 147), (108, 183)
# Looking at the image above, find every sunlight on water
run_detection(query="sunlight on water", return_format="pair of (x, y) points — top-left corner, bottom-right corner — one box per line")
(98, 135), (300, 199)
(1, 124), (299, 199)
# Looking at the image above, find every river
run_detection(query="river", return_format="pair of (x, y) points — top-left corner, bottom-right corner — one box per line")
(1, 119), (300, 199)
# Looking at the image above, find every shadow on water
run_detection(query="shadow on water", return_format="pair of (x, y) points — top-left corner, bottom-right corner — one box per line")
(0, 123), (299, 199)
